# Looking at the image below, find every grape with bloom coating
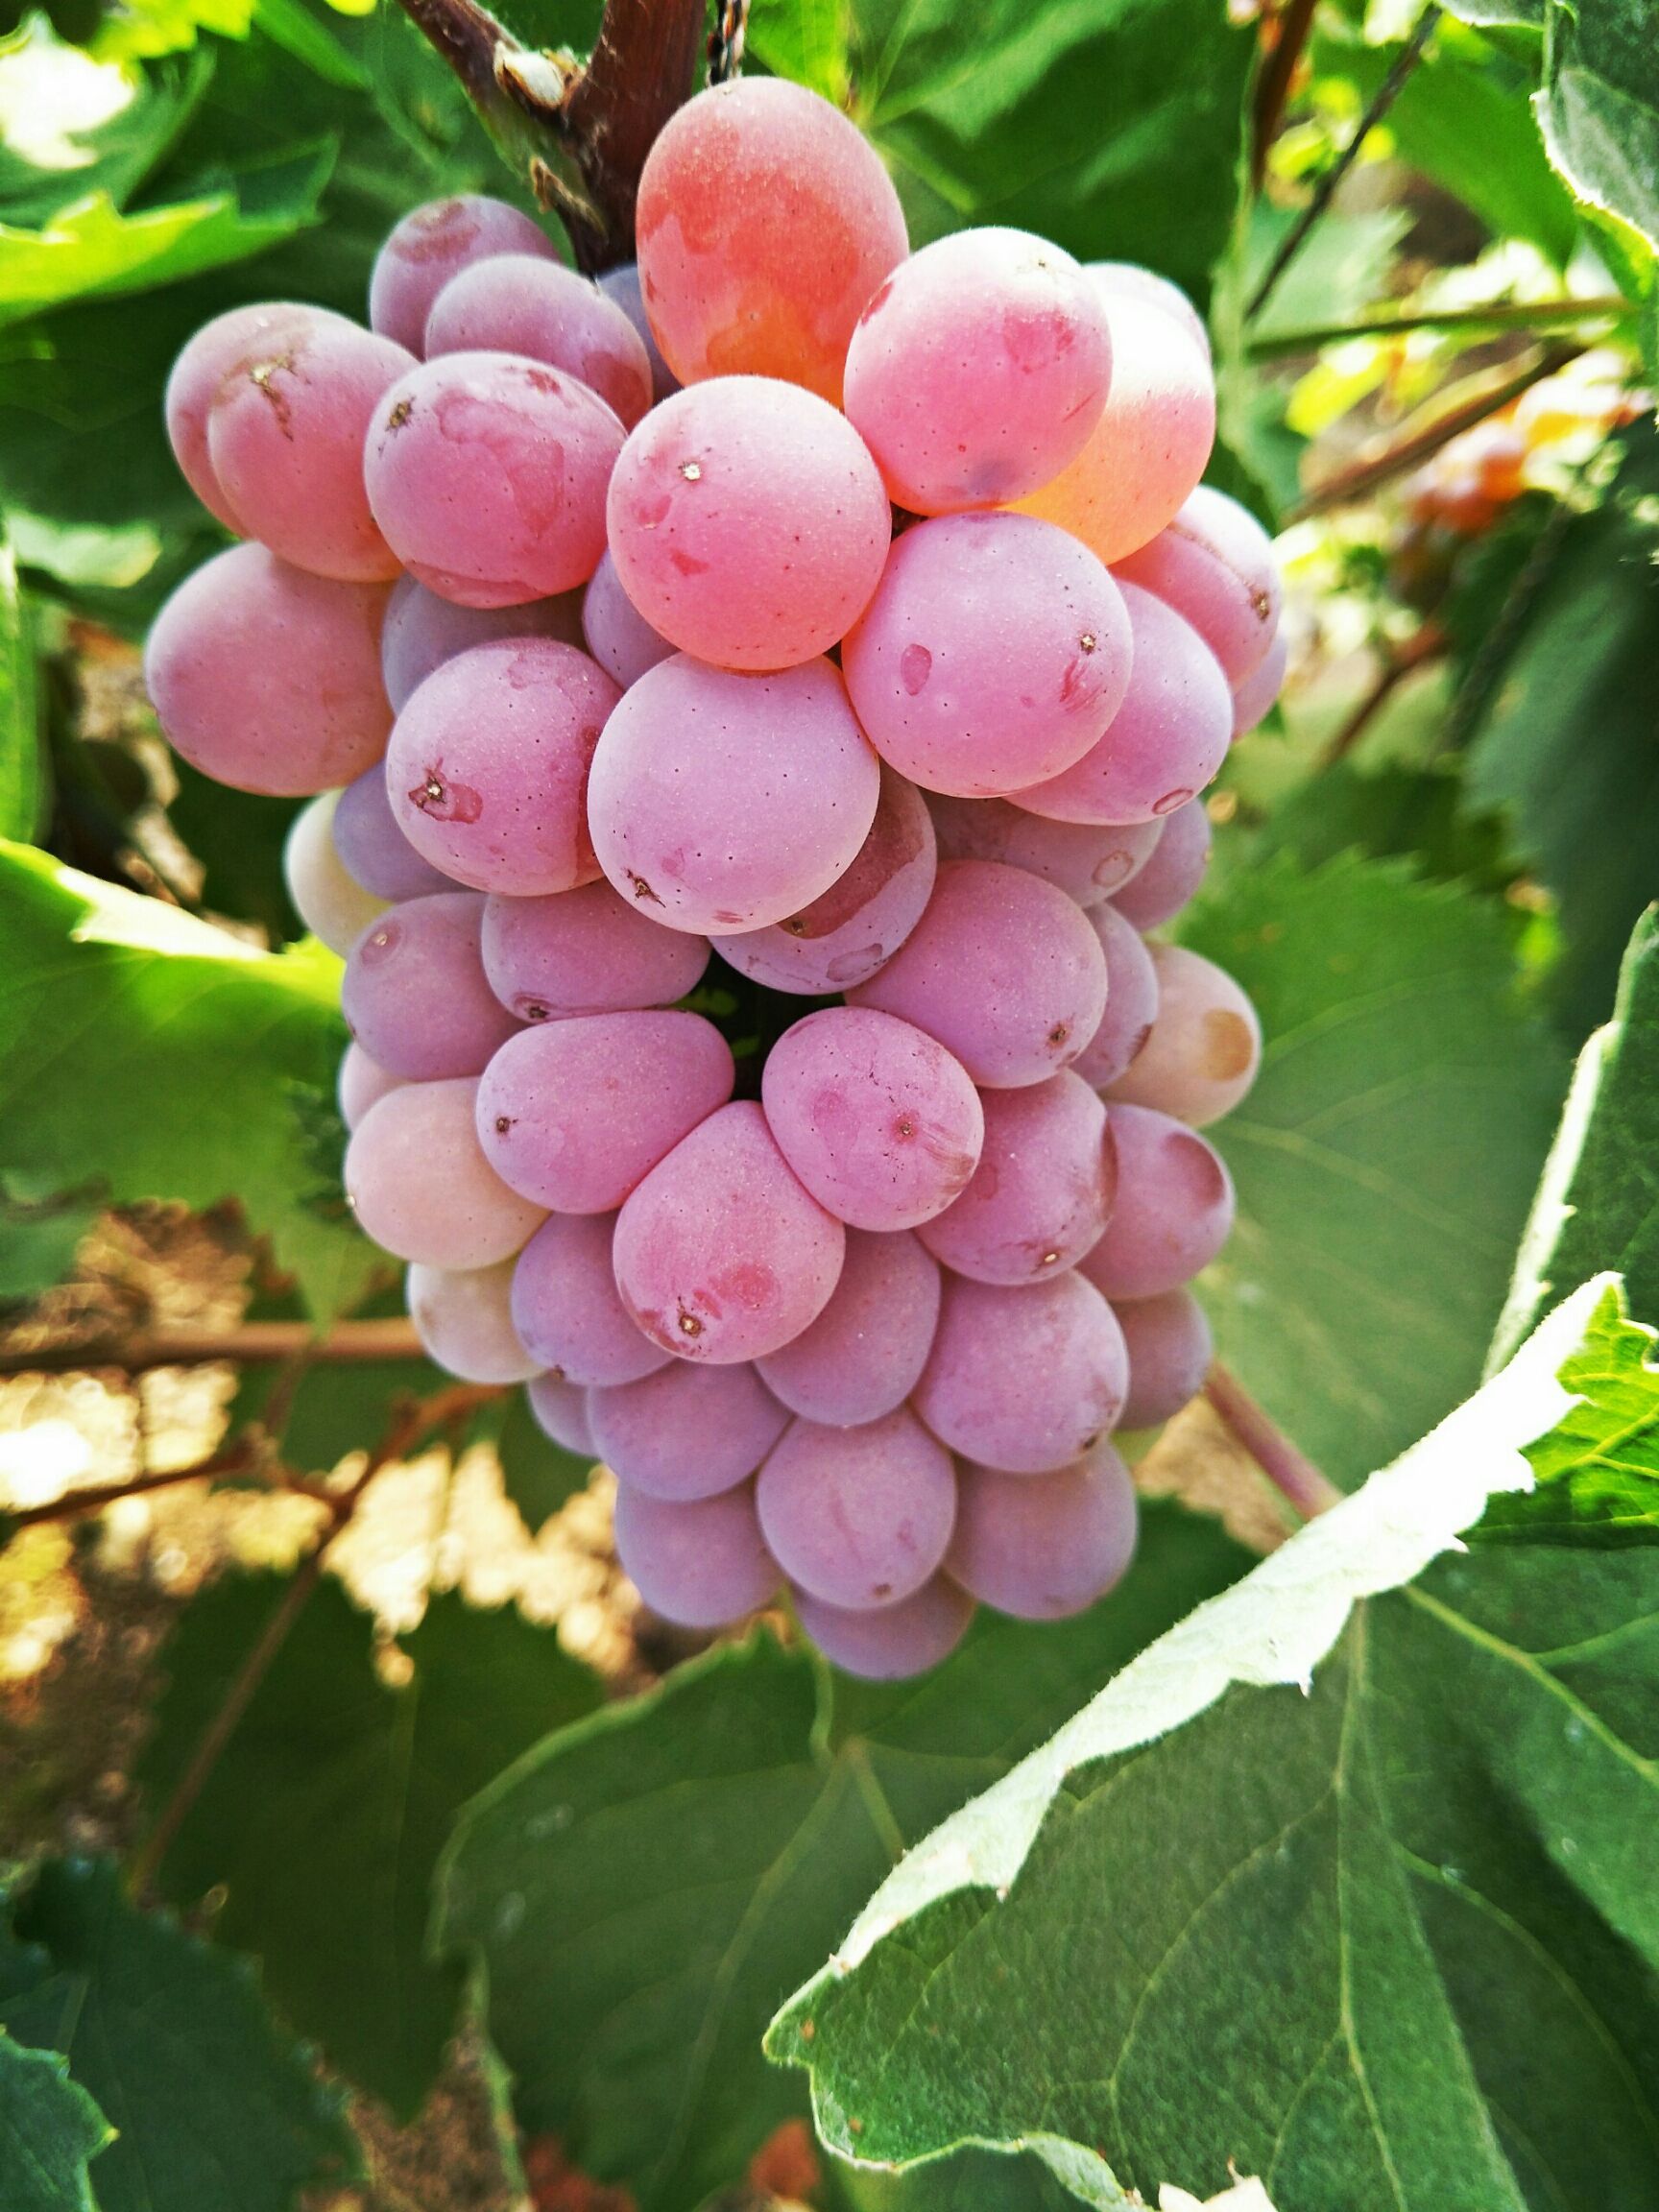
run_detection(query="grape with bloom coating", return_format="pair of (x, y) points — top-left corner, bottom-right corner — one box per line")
(587, 655), (879, 934)
(1115, 486), (1282, 685)
(1089, 262), (1209, 358)
(757, 1407), (956, 1610)
(581, 550), (674, 689)
(1231, 631), (1286, 736)
(475, 1011), (733, 1214)
(342, 893), (520, 1081)
(337, 1042), (404, 1130)
(913, 1269), (1127, 1474)
(425, 254), (654, 428)
(346, 1078), (545, 1267)
(1110, 798), (1212, 931)
(928, 796), (1159, 908)
(757, 1228), (941, 1425)
(165, 301), (322, 530)
(481, 880), (709, 1022)
(607, 376), (890, 670)
(1115, 1287), (1213, 1428)
(406, 1259), (541, 1384)
(589, 1361), (788, 1501)
(850, 860), (1107, 1089)
(332, 766), (453, 902)
(613, 1479), (779, 1627)
(793, 1576), (974, 1679)
(1109, 943), (1262, 1125)
(635, 78), (906, 404)
(380, 574), (584, 714)
(528, 1372), (596, 1455)
(613, 1100), (845, 1363)
(1071, 902), (1159, 1089)
(596, 262), (678, 402)
(283, 793), (386, 955)
(841, 514), (1131, 798)
(1080, 1104), (1233, 1300)
(511, 1212), (669, 1385)
(917, 1071), (1111, 1286)
(948, 1443), (1138, 1619)
(368, 194), (558, 355)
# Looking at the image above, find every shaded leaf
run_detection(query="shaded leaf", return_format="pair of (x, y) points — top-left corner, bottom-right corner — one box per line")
(481, 1387), (593, 1528)
(0, 535), (40, 841)
(1536, 0), (1659, 257)
(0, 2032), (109, 2212)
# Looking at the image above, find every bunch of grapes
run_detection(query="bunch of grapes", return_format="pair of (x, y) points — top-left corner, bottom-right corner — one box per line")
(145, 76), (1283, 1679)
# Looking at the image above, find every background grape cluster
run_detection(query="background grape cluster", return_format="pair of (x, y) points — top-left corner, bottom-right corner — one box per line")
(144, 74), (1283, 1680)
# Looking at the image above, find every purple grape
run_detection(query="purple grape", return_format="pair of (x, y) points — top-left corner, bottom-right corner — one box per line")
(368, 194), (559, 357)
(346, 1078), (545, 1267)
(1070, 902), (1159, 1089)
(927, 795), (1160, 908)
(510, 1212), (671, 1386)
(917, 1071), (1110, 1286)
(1115, 486), (1282, 685)
(596, 261), (679, 403)
(1088, 262), (1210, 359)
(948, 1442), (1138, 1619)
(480, 880), (709, 1022)
(333, 764), (454, 901)
(757, 1408), (957, 1610)
(1109, 799), (1213, 931)
(527, 1372), (597, 1457)
(588, 1361), (789, 1501)
(425, 252), (654, 428)
(1079, 1103), (1234, 1300)
(337, 1042), (405, 1131)
(1107, 944), (1262, 1126)
(913, 1269), (1127, 1474)
(612, 1479), (779, 1627)
(283, 793), (387, 956)
(406, 1259), (541, 1383)
(757, 1228), (941, 1425)
(342, 893), (520, 1081)
(581, 550), (674, 690)
(166, 301), (324, 531)
(794, 1576), (974, 1679)
(380, 574), (585, 714)
(1115, 1287), (1213, 1428)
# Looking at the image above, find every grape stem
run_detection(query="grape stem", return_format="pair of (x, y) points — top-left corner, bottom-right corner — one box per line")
(0, 1315), (424, 1376)
(1247, 294), (1630, 362)
(1204, 1363), (1341, 1521)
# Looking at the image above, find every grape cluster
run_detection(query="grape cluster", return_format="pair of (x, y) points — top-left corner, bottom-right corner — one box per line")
(146, 77), (1283, 1679)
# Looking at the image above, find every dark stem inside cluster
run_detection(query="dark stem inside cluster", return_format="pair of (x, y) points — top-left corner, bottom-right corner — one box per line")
(688, 955), (840, 1096)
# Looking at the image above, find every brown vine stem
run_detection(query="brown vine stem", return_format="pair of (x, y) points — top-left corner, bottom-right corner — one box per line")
(1248, 293), (1629, 361)
(1205, 1363), (1342, 1521)
(3, 1441), (272, 1534)
(1250, 0), (1320, 194)
(0, 1316), (423, 1377)
(1319, 621), (1446, 767)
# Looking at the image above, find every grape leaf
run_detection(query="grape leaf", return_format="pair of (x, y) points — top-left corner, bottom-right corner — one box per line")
(435, 1503), (1252, 2212)
(1536, 0), (1659, 257)
(0, 2032), (109, 2212)
(0, 538), (40, 843)
(137, 1577), (601, 2118)
(1482, 1286), (1659, 1540)
(769, 1275), (1659, 2211)
(0, 1858), (355, 2212)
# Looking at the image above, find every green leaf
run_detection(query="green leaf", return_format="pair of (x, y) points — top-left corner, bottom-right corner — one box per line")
(0, 2032), (109, 2212)
(1536, 0), (1659, 258)
(0, 1174), (98, 1302)
(747, 0), (851, 104)
(0, 839), (377, 1318)
(0, 536), (40, 840)
(1179, 851), (1566, 1489)
(137, 1577), (601, 2118)
(0, 1857), (355, 2212)
(770, 1275), (1659, 2210)
(436, 1503), (1251, 2212)
(0, 31), (213, 226)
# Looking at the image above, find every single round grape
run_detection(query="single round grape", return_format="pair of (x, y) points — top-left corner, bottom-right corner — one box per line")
(346, 1078), (545, 1267)
(283, 792), (386, 955)
(1089, 261), (1209, 359)
(481, 880), (709, 1022)
(710, 767), (935, 995)
(1109, 798), (1213, 931)
(1231, 630), (1287, 736)
(527, 1372), (596, 1456)
(1108, 943), (1262, 1125)
(596, 262), (679, 403)
(425, 253), (654, 428)
(145, 546), (391, 796)
(406, 1259), (541, 1383)
(165, 301), (330, 530)
(332, 764), (454, 902)
(849, 860), (1108, 1089)
(948, 1442), (1138, 1619)
(206, 314), (413, 580)
(757, 1228), (941, 1425)
(841, 514), (1131, 798)
(917, 1071), (1110, 1286)
(613, 1479), (779, 1627)
(338, 1041), (405, 1131)
(1012, 291), (1214, 564)
(363, 351), (623, 607)
(613, 1100), (845, 1364)
(386, 638), (619, 897)
(1014, 583), (1232, 826)
(1079, 1103), (1234, 1300)
(368, 195), (558, 356)
(757, 1407), (956, 1610)
(1071, 902), (1159, 1089)
(511, 1211), (670, 1386)
(928, 796), (1160, 908)
(844, 228), (1111, 514)
(635, 78), (907, 405)
(1115, 486), (1281, 685)
(342, 893), (520, 1080)
(760, 1006), (984, 1231)
(380, 573), (585, 714)
(475, 1010), (733, 1213)
(589, 1361), (788, 1501)
(793, 1576), (974, 1679)
(581, 550), (674, 690)
(913, 1269), (1127, 1474)
(587, 655), (879, 934)
(1115, 1287), (1213, 1428)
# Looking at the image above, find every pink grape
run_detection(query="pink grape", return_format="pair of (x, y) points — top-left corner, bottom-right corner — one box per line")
(481, 880), (709, 1022)
(332, 764), (453, 902)
(635, 78), (907, 405)
(1012, 290), (1214, 563)
(581, 550), (674, 689)
(917, 1071), (1110, 1286)
(928, 796), (1160, 907)
(165, 301), (323, 531)
(597, 262), (679, 402)
(205, 314), (413, 580)
(587, 655), (879, 934)
(612, 1479), (779, 1627)
(760, 1006), (984, 1231)
(380, 574), (585, 714)
(1089, 262), (1210, 358)
(406, 1259), (541, 1384)
(948, 1443), (1138, 1619)
(710, 767), (935, 995)
(1110, 798), (1213, 930)
(346, 1078), (545, 1267)
(1071, 902), (1159, 1089)
(342, 892), (521, 1080)
(337, 1041), (405, 1131)
(363, 351), (623, 606)
(757, 1407), (956, 1610)
(145, 546), (390, 795)
(1014, 583), (1232, 826)
(613, 1100), (845, 1363)
(368, 194), (558, 356)
(474, 1010), (733, 1213)
(386, 638), (619, 896)
(511, 1212), (669, 1386)
(844, 227), (1111, 513)
(527, 1373), (597, 1456)
(793, 1576), (974, 1679)
(283, 793), (385, 955)
(913, 1269), (1127, 1474)
(1115, 486), (1282, 685)
(589, 1361), (788, 1501)
(1079, 1103), (1234, 1300)
(425, 253), (654, 428)
(1108, 943), (1262, 1125)
(757, 1228), (941, 1425)
(849, 860), (1108, 1089)
(840, 513), (1131, 797)
(1115, 1287), (1213, 1428)
(606, 376), (890, 669)
(1232, 631), (1287, 735)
